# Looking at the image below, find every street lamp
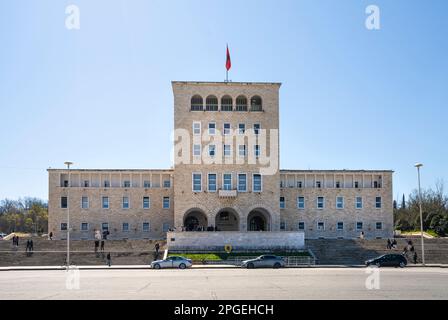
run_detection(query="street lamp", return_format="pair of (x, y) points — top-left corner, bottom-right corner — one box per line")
(64, 161), (73, 270)
(414, 163), (425, 265)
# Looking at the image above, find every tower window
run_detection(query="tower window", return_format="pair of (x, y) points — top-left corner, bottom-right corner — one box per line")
(191, 95), (203, 111)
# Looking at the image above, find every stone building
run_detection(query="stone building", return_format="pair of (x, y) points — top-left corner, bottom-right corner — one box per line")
(48, 81), (393, 241)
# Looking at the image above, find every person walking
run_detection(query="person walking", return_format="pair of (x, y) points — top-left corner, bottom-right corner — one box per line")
(413, 251), (418, 264)
(100, 240), (105, 252)
(26, 239), (30, 252)
(106, 252), (111, 267)
(49, 232), (53, 240)
(94, 229), (101, 253)
(30, 239), (34, 252)
(12, 235), (16, 247)
(360, 231), (365, 240)
(154, 242), (160, 255)
(15, 235), (19, 247)
(386, 239), (391, 250)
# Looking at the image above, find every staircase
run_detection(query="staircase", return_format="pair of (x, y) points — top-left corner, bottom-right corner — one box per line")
(306, 238), (448, 265)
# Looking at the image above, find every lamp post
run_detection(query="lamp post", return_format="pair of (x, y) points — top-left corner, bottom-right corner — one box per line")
(415, 163), (425, 265)
(64, 161), (73, 269)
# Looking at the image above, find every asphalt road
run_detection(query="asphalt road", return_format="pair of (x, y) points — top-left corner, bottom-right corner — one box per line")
(0, 267), (447, 300)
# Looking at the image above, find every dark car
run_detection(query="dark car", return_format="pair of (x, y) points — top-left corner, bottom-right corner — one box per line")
(366, 254), (407, 268)
(241, 255), (286, 269)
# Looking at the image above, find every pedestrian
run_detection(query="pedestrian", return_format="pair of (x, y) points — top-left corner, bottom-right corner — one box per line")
(26, 239), (30, 252)
(360, 231), (365, 240)
(94, 229), (101, 252)
(155, 242), (160, 255)
(12, 235), (16, 247)
(30, 239), (34, 252)
(413, 251), (418, 264)
(392, 239), (397, 249)
(100, 240), (105, 252)
(15, 235), (19, 247)
(386, 239), (391, 250)
(106, 252), (111, 267)
(49, 232), (53, 240)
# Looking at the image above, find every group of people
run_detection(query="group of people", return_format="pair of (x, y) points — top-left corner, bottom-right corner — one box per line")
(387, 238), (418, 264)
(11, 235), (20, 247)
(25, 239), (34, 252)
(94, 229), (107, 252)
(386, 238), (398, 249)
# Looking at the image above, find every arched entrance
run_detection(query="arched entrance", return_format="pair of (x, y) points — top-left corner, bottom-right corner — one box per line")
(215, 208), (240, 231)
(247, 208), (271, 231)
(183, 209), (208, 231)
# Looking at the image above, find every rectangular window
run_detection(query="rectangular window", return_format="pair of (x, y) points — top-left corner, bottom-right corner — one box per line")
(81, 222), (89, 231)
(61, 197), (68, 209)
(280, 221), (286, 231)
(223, 173), (232, 190)
(297, 196), (305, 209)
(376, 222), (383, 230)
(122, 222), (129, 232)
(208, 173), (217, 192)
(254, 123), (261, 135)
(143, 222), (150, 232)
(356, 221), (363, 230)
(208, 144), (216, 157)
(316, 181), (321, 188)
(123, 180), (131, 188)
(317, 196), (325, 209)
(335, 181), (341, 188)
(298, 222), (305, 230)
(163, 180), (171, 188)
(81, 196), (89, 209)
(297, 181), (303, 188)
(237, 174), (247, 192)
(317, 222), (325, 231)
(102, 196), (109, 209)
(63, 180), (69, 187)
(193, 173), (202, 192)
(223, 144), (232, 157)
(122, 196), (129, 209)
(356, 196), (363, 209)
(193, 144), (201, 156)
(254, 145), (260, 157)
(143, 196), (150, 209)
(238, 123), (245, 135)
(336, 196), (344, 209)
(253, 174), (262, 192)
(83, 180), (89, 187)
(163, 197), (170, 209)
(375, 196), (382, 208)
(193, 122), (201, 135)
(354, 181), (359, 188)
(238, 145), (246, 157)
(280, 197), (285, 209)
(103, 180), (110, 188)
(143, 180), (151, 188)
(102, 223), (109, 232)
(60, 223), (67, 231)
(223, 123), (231, 135)
(337, 222), (344, 230)
(162, 223), (170, 232)
(208, 122), (216, 135)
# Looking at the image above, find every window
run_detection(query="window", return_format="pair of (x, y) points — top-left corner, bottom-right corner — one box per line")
(354, 181), (359, 188)
(237, 174), (247, 192)
(238, 123), (245, 135)
(102, 223), (109, 232)
(81, 196), (89, 209)
(297, 196), (305, 209)
(336, 196), (344, 209)
(61, 197), (68, 209)
(356, 196), (363, 209)
(335, 181), (341, 188)
(236, 95), (247, 111)
(356, 222), (363, 230)
(253, 174), (262, 192)
(163, 197), (170, 209)
(297, 181), (303, 188)
(208, 145), (216, 157)
(103, 180), (110, 188)
(143, 222), (150, 232)
(83, 180), (89, 187)
(143, 196), (150, 209)
(208, 122), (216, 135)
(254, 145), (260, 157)
(123, 180), (131, 188)
(298, 222), (305, 230)
(193, 122), (201, 135)
(316, 181), (321, 188)
(337, 222), (344, 230)
(205, 95), (218, 111)
(143, 180), (151, 188)
(376, 222), (383, 230)
(223, 173), (232, 190)
(102, 196), (109, 209)
(193, 144), (201, 156)
(375, 196), (382, 209)
(221, 95), (233, 111)
(280, 197), (285, 209)
(280, 221), (286, 231)
(223, 144), (231, 157)
(208, 173), (217, 192)
(122, 196), (129, 209)
(254, 123), (261, 135)
(163, 180), (171, 188)
(63, 180), (69, 187)
(223, 123), (231, 135)
(191, 95), (203, 111)
(317, 197), (325, 209)
(193, 173), (202, 192)
(238, 145), (246, 157)
(162, 223), (170, 232)
(317, 222), (325, 231)
(250, 95), (262, 111)
(122, 222), (129, 232)
(81, 222), (88, 231)
(60, 223), (67, 231)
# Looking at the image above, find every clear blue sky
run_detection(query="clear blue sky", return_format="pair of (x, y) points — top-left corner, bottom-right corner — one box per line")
(0, 0), (447, 201)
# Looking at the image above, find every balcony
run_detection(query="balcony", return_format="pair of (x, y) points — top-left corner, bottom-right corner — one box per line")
(218, 189), (237, 198)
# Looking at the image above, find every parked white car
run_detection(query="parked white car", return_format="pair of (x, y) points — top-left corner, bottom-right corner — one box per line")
(150, 256), (192, 269)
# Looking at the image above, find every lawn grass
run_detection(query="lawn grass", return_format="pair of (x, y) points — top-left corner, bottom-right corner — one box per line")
(171, 251), (310, 261)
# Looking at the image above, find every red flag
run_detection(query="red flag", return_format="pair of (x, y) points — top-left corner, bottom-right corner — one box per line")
(226, 45), (231, 71)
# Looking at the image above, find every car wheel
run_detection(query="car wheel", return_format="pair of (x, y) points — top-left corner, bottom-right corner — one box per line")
(179, 263), (186, 269)
(154, 263), (161, 270)
(247, 262), (254, 269)
(273, 262), (281, 269)
(375, 262), (381, 268)
(399, 261), (405, 268)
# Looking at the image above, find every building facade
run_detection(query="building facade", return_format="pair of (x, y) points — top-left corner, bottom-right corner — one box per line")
(48, 81), (393, 240)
